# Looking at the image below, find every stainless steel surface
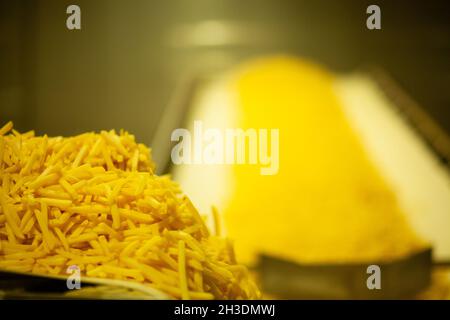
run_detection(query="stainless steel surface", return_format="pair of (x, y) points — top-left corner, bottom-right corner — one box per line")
(0, 269), (169, 300)
(260, 249), (432, 299)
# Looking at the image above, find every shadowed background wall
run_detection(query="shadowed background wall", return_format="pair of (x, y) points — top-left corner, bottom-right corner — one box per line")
(1, 0), (449, 144)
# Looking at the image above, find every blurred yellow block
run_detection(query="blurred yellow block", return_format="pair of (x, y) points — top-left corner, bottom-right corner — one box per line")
(223, 57), (424, 264)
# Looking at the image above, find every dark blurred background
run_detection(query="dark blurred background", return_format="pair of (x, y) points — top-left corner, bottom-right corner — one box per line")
(1, 0), (449, 144)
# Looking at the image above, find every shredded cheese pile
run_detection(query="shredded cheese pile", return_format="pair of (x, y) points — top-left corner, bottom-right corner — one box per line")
(0, 121), (260, 299)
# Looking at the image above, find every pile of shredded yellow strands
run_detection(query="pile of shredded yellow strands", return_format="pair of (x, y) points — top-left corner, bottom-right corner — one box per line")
(0, 121), (260, 300)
